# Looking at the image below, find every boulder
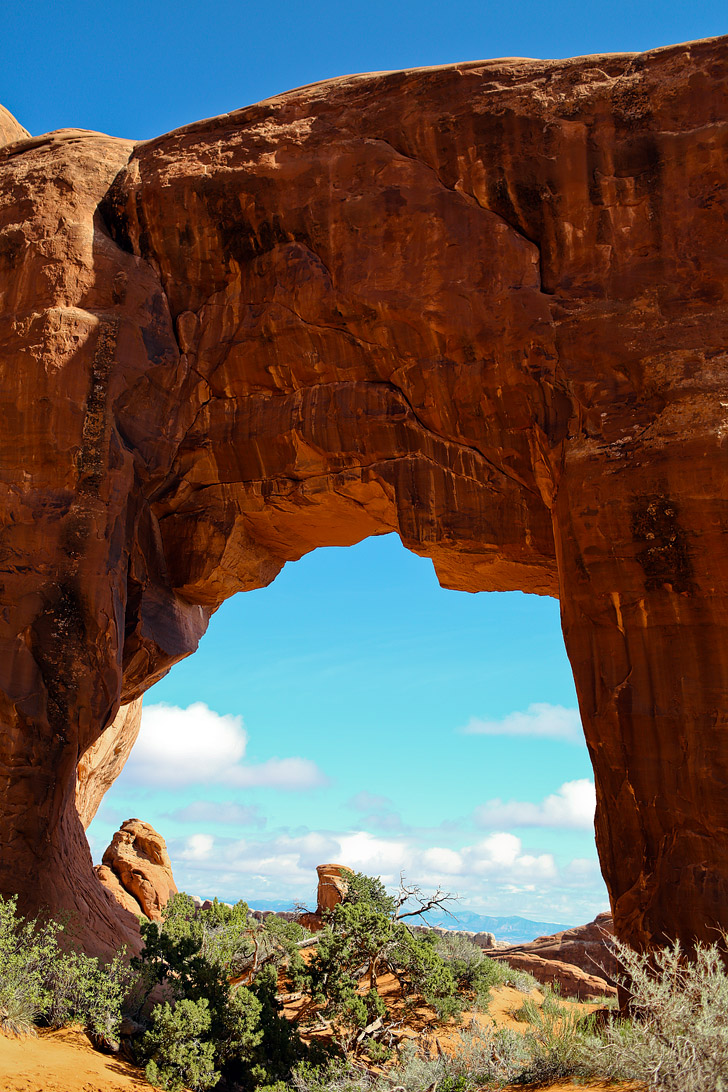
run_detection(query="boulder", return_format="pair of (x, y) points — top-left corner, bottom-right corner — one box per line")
(97, 819), (177, 920)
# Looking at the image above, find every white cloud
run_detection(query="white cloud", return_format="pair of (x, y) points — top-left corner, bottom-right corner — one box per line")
(225, 757), (326, 790)
(168, 821), (608, 924)
(180, 833), (215, 861)
(474, 779), (596, 831)
(422, 847), (463, 875)
(336, 832), (411, 880)
(461, 703), (583, 744)
(122, 702), (327, 790)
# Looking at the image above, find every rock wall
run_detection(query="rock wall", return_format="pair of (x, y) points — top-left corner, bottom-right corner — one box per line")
(0, 34), (727, 955)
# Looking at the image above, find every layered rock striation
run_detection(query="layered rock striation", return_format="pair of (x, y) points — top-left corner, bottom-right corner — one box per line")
(483, 912), (618, 999)
(0, 35), (727, 954)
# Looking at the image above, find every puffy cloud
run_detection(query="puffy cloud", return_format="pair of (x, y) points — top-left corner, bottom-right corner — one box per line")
(474, 779), (596, 831)
(336, 832), (411, 880)
(168, 822), (606, 922)
(461, 703), (583, 744)
(225, 757), (326, 790)
(180, 833), (215, 861)
(421, 847), (463, 875)
(122, 702), (328, 790)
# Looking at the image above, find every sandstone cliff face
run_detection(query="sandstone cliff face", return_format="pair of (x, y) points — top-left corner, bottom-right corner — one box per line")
(76, 699), (143, 828)
(0, 37), (727, 956)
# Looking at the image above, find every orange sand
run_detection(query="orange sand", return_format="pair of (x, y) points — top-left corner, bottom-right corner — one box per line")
(0, 1025), (153, 1092)
(0, 990), (646, 1092)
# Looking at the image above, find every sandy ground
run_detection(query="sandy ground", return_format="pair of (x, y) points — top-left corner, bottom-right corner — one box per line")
(0, 1025), (152, 1092)
(0, 984), (647, 1092)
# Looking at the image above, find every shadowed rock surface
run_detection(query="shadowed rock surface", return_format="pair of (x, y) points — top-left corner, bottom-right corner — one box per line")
(0, 34), (727, 955)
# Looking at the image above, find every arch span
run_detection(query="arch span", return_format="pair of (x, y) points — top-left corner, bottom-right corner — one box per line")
(0, 35), (727, 954)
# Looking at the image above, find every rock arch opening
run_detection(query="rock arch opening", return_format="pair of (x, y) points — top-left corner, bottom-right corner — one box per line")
(87, 534), (602, 927)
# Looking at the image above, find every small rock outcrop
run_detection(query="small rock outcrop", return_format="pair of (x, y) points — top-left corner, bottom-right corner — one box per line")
(489, 951), (617, 1001)
(298, 863), (354, 931)
(97, 819), (177, 920)
(483, 912), (618, 999)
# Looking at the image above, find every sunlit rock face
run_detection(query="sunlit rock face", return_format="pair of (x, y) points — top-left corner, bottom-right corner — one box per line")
(0, 34), (727, 955)
(97, 818), (177, 921)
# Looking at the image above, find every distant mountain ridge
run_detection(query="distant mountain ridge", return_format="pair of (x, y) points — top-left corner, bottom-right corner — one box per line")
(246, 898), (570, 944)
(422, 909), (571, 943)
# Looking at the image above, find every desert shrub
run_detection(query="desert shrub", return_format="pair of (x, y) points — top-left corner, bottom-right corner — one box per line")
(392, 929), (461, 1019)
(384, 1022), (529, 1091)
(343, 873), (396, 917)
(142, 998), (219, 1091)
(307, 878), (463, 1048)
(590, 937), (728, 1091)
(431, 932), (537, 1008)
(512, 1003), (597, 1085)
(292, 1057), (376, 1092)
(0, 894), (133, 1039)
(361, 1036), (391, 1063)
(134, 894), (310, 1090)
(42, 947), (135, 1041)
(540, 982), (562, 1016)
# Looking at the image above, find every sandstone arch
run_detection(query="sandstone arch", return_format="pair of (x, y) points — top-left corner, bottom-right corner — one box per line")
(0, 34), (727, 955)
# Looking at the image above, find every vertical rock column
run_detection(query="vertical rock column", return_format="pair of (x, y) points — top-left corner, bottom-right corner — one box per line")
(555, 450), (728, 952)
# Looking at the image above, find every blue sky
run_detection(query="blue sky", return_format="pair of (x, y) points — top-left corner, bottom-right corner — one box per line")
(4, 0), (725, 924)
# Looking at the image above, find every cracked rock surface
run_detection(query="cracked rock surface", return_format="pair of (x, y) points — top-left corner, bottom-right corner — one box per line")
(0, 34), (727, 955)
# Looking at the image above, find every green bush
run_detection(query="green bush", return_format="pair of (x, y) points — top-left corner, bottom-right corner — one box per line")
(134, 894), (310, 1090)
(513, 1003), (597, 1085)
(142, 998), (219, 1091)
(306, 877), (464, 1048)
(0, 894), (133, 1039)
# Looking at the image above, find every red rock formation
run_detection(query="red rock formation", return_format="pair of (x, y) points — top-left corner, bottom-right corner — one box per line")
(490, 951), (617, 1001)
(0, 105), (28, 149)
(0, 36), (727, 957)
(76, 699), (143, 828)
(484, 912), (617, 984)
(97, 819), (177, 920)
(298, 863), (354, 931)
